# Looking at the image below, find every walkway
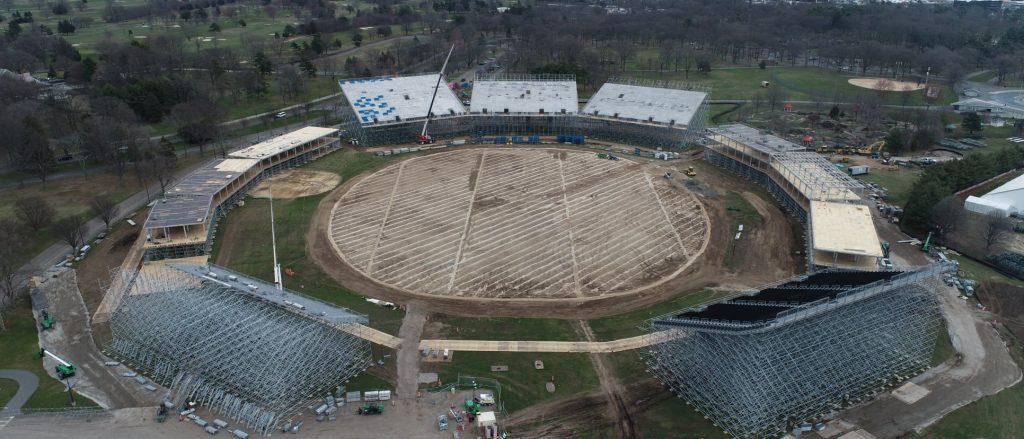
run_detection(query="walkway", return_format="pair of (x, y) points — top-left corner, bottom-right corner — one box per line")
(416, 330), (677, 353)
(0, 369), (39, 431)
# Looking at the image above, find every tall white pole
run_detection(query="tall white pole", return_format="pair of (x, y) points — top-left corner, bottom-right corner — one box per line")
(269, 175), (283, 290)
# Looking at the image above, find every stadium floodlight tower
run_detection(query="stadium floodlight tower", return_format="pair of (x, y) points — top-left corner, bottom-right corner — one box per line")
(269, 175), (283, 290)
(417, 44), (455, 145)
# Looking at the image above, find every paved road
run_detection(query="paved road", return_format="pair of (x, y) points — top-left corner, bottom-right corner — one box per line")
(0, 369), (39, 431)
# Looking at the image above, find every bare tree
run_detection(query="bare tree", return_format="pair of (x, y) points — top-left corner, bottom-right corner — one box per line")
(54, 214), (85, 250)
(766, 85), (788, 112)
(0, 218), (26, 331)
(983, 212), (1011, 252)
(13, 197), (55, 232)
(89, 196), (119, 229)
(930, 196), (963, 236)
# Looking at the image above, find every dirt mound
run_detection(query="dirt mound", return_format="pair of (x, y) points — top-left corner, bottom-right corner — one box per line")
(977, 281), (1024, 340)
(848, 78), (925, 91)
(249, 169), (340, 199)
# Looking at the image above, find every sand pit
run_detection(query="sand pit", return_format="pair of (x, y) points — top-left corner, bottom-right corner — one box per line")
(250, 169), (340, 199)
(327, 148), (710, 300)
(848, 78), (924, 91)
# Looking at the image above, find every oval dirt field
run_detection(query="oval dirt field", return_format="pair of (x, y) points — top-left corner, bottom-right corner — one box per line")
(326, 148), (710, 300)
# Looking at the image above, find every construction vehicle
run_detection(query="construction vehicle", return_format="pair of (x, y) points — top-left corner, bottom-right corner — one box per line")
(357, 402), (384, 415)
(156, 404), (168, 423)
(838, 156), (850, 163)
(438, 414), (449, 431)
(684, 166), (697, 177)
(921, 232), (932, 253)
(37, 348), (76, 379)
(417, 45), (456, 145)
(39, 309), (55, 330)
(880, 241), (890, 258)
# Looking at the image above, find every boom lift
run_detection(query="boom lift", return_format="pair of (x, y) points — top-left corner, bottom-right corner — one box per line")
(418, 44), (456, 145)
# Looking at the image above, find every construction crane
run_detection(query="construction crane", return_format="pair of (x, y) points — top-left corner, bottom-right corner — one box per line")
(418, 44), (456, 145)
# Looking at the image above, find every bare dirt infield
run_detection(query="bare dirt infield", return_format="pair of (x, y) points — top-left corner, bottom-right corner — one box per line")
(848, 77), (925, 91)
(307, 146), (799, 318)
(249, 169), (340, 199)
(326, 148), (710, 301)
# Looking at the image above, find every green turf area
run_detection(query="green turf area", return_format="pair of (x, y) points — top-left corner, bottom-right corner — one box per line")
(854, 168), (921, 208)
(603, 351), (647, 385)
(210, 148), (407, 333)
(631, 66), (955, 105)
(432, 316), (580, 342)
(424, 351), (599, 413)
(587, 289), (721, 341)
(0, 378), (18, 408)
(634, 395), (729, 439)
(920, 328), (1024, 438)
(722, 192), (762, 269)
(950, 255), (1024, 288)
(0, 298), (96, 409)
(218, 76), (341, 122)
(967, 70), (997, 83)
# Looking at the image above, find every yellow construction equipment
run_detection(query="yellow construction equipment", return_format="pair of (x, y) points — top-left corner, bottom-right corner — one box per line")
(684, 166), (697, 177)
(838, 156), (850, 163)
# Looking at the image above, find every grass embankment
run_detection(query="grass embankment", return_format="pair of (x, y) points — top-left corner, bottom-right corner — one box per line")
(587, 289), (721, 341)
(211, 148), (405, 334)
(950, 255), (1024, 288)
(855, 168), (920, 208)
(0, 298), (96, 408)
(722, 192), (762, 269)
(423, 351), (599, 413)
(433, 316), (579, 341)
(0, 378), (17, 408)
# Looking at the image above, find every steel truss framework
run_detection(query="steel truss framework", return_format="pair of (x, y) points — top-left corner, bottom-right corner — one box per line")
(105, 266), (370, 435)
(646, 265), (949, 438)
(339, 77), (709, 149)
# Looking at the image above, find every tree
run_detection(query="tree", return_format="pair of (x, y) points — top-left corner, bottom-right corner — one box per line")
(253, 51), (273, 75)
(52, 1), (69, 15)
(299, 58), (317, 77)
(352, 31), (363, 47)
(929, 196), (963, 236)
(56, 18), (74, 34)
(13, 197), (54, 232)
(982, 212), (1011, 251)
(0, 218), (26, 331)
(962, 112), (982, 135)
(89, 195), (119, 229)
(828, 105), (841, 120)
(275, 65), (305, 100)
(209, 22), (220, 33)
(885, 128), (906, 154)
(696, 57), (711, 75)
(170, 97), (225, 145)
(54, 214), (85, 250)
(18, 116), (55, 184)
(758, 60), (767, 70)
(766, 85), (788, 112)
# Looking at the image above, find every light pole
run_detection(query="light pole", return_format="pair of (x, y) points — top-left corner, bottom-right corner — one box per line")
(269, 175), (283, 291)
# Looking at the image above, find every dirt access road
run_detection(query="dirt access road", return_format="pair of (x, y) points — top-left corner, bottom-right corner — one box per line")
(37, 269), (162, 409)
(307, 145), (800, 319)
(837, 283), (1021, 438)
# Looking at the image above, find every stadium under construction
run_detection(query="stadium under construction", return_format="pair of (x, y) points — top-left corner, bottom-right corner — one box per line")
(104, 264), (371, 435)
(337, 74), (709, 149)
(647, 264), (950, 438)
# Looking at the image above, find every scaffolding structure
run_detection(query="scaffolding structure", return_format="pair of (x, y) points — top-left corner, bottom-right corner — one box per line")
(646, 264), (950, 438)
(105, 264), (370, 435)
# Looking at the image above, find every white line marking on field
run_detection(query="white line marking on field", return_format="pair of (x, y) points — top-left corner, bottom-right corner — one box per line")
(366, 160), (407, 273)
(447, 151), (487, 294)
(557, 156), (583, 297)
(643, 173), (689, 257)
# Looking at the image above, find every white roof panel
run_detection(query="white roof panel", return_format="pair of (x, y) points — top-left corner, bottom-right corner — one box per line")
(582, 83), (706, 126)
(987, 173), (1024, 196)
(471, 80), (578, 114)
(230, 126), (337, 159)
(339, 74), (465, 125)
(810, 201), (883, 258)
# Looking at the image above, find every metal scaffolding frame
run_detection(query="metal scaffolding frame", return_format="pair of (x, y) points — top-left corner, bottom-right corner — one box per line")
(104, 265), (370, 435)
(645, 264), (951, 438)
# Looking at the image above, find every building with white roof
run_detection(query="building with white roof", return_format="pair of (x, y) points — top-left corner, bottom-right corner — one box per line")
(579, 80), (709, 148)
(964, 173), (1024, 217)
(144, 126), (339, 259)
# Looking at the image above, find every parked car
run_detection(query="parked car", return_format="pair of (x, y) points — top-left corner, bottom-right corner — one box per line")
(437, 415), (448, 431)
(275, 111), (287, 118)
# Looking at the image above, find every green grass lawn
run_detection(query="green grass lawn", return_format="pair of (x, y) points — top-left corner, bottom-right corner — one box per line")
(855, 168), (921, 208)
(0, 378), (17, 408)
(967, 70), (997, 83)
(210, 148), (407, 333)
(0, 298), (96, 409)
(432, 316), (580, 341)
(951, 254), (1024, 288)
(931, 319), (956, 368)
(723, 192), (763, 269)
(423, 351), (599, 413)
(587, 289), (722, 341)
(634, 396), (729, 439)
(920, 327), (1024, 438)
(217, 75), (342, 122)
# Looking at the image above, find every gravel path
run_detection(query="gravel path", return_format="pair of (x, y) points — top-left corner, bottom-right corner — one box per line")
(395, 305), (427, 399)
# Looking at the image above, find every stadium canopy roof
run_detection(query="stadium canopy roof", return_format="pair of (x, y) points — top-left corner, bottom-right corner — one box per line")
(810, 201), (883, 268)
(470, 78), (578, 114)
(582, 83), (707, 127)
(230, 126), (338, 160)
(339, 74), (464, 125)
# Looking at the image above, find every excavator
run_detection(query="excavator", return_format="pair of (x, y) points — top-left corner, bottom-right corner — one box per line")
(867, 140), (886, 159)
(417, 44), (456, 145)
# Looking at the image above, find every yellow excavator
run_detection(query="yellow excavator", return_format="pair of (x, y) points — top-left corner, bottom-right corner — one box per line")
(867, 140), (886, 158)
